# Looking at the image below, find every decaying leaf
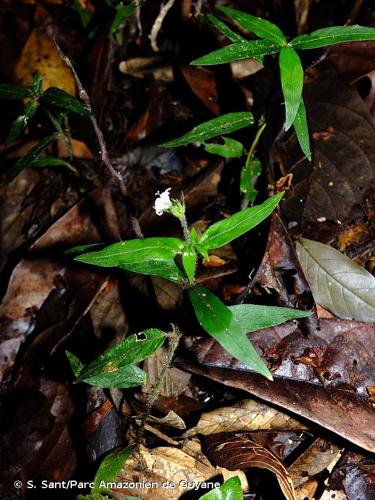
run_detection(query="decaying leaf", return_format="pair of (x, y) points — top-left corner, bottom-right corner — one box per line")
(297, 238), (375, 322)
(204, 433), (296, 500)
(185, 399), (308, 437)
(111, 441), (219, 499)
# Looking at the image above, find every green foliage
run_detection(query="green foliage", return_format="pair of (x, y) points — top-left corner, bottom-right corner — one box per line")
(75, 237), (185, 284)
(0, 83), (31, 100)
(110, 2), (135, 37)
(41, 87), (90, 115)
(191, 9), (375, 161)
(182, 246), (197, 283)
(199, 476), (243, 500)
(92, 446), (134, 497)
(68, 329), (166, 389)
(189, 286), (272, 379)
(160, 112), (254, 148)
(204, 137), (244, 158)
(240, 121), (266, 204)
(199, 192), (283, 250)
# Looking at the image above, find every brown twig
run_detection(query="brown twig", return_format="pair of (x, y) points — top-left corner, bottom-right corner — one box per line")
(49, 29), (127, 197)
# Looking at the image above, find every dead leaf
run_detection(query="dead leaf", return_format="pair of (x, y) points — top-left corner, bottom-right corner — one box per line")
(147, 411), (186, 430)
(181, 318), (375, 453)
(288, 438), (343, 488)
(112, 441), (218, 499)
(180, 66), (220, 115)
(204, 433), (296, 500)
(296, 238), (375, 322)
(185, 399), (308, 437)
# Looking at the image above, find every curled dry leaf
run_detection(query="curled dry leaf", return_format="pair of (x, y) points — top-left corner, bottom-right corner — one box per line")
(182, 318), (375, 452)
(147, 410), (186, 430)
(204, 433), (296, 500)
(185, 399), (308, 437)
(288, 438), (343, 488)
(296, 238), (375, 322)
(111, 441), (218, 499)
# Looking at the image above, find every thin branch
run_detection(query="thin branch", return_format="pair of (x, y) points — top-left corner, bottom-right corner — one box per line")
(48, 29), (127, 197)
(149, 0), (177, 52)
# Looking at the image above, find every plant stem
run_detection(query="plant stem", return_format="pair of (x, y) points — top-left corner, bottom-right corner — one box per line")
(136, 326), (181, 447)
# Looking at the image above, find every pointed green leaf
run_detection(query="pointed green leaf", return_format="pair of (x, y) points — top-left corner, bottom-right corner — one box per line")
(182, 246), (197, 283)
(66, 351), (84, 377)
(207, 14), (246, 43)
(41, 87), (90, 115)
(0, 83), (31, 100)
(110, 2), (135, 36)
(189, 286), (272, 378)
(219, 6), (286, 45)
(77, 329), (166, 387)
(229, 304), (310, 333)
(75, 237), (185, 284)
(205, 137), (244, 158)
(5, 100), (39, 145)
(160, 112), (254, 148)
(290, 25), (375, 50)
(191, 40), (281, 66)
(279, 46), (304, 130)
(32, 74), (43, 96)
(240, 158), (261, 202)
(199, 192), (283, 251)
(5, 134), (56, 184)
(29, 156), (72, 168)
(200, 476), (243, 500)
(293, 99), (311, 161)
(92, 446), (135, 495)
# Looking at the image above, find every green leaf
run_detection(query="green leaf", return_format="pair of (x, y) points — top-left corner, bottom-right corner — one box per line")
(182, 246), (197, 283)
(5, 134), (56, 184)
(199, 192), (283, 251)
(75, 237), (185, 284)
(189, 286), (272, 379)
(191, 39), (281, 66)
(219, 6), (286, 45)
(279, 46), (304, 130)
(110, 3), (135, 36)
(240, 158), (261, 203)
(229, 304), (310, 333)
(73, 0), (93, 28)
(293, 99), (311, 161)
(5, 100), (39, 145)
(65, 243), (105, 256)
(29, 156), (72, 168)
(77, 329), (166, 388)
(199, 476), (243, 500)
(207, 14), (246, 43)
(32, 74), (43, 96)
(160, 112), (254, 148)
(92, 446), (134, 495)
(205, 137), (244, 158)
(0, 83), (31, 100)
(290, 25), (375, 50)
(41, 87), (90, 115)
(66, 351), (84, 377)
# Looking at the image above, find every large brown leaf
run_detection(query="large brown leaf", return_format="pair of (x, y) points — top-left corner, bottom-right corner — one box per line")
(180, 318), (375, 452)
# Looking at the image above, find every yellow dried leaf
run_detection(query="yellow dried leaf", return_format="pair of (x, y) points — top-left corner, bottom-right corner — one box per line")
(14, 28), (75, 95)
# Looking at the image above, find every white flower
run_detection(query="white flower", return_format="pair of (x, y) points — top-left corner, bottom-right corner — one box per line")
(154, 188), (172, 216)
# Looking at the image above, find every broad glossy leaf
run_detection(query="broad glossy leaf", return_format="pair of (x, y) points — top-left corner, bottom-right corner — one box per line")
(77, 329), (167, 386)
(293, 98), (311, 161)
(0, 83), (31, 100)
(182, 246), (197, 283)
(229, 304), (310, 333)
(199, 192), (283, 251)
(92, 446), (134, 494)
(208, 14), (246, 43)
(191, 40), (281, 66)
(296, 238), (375, 322)
(66, 351), (84, 377)
(291, 25), (375, 50)
(279, 46), (304, 130)
(5, 100), (39, 145)
(5, 134), (56, 184)
(160, 112), (254, 148)
(219, 6), (286, 45)
(189, 286), (272, 378)
(205, 137), (244, 158)
(41, 87), (90, 115)
(75, 237), (185, 284)
(200, 476), (243, 500)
